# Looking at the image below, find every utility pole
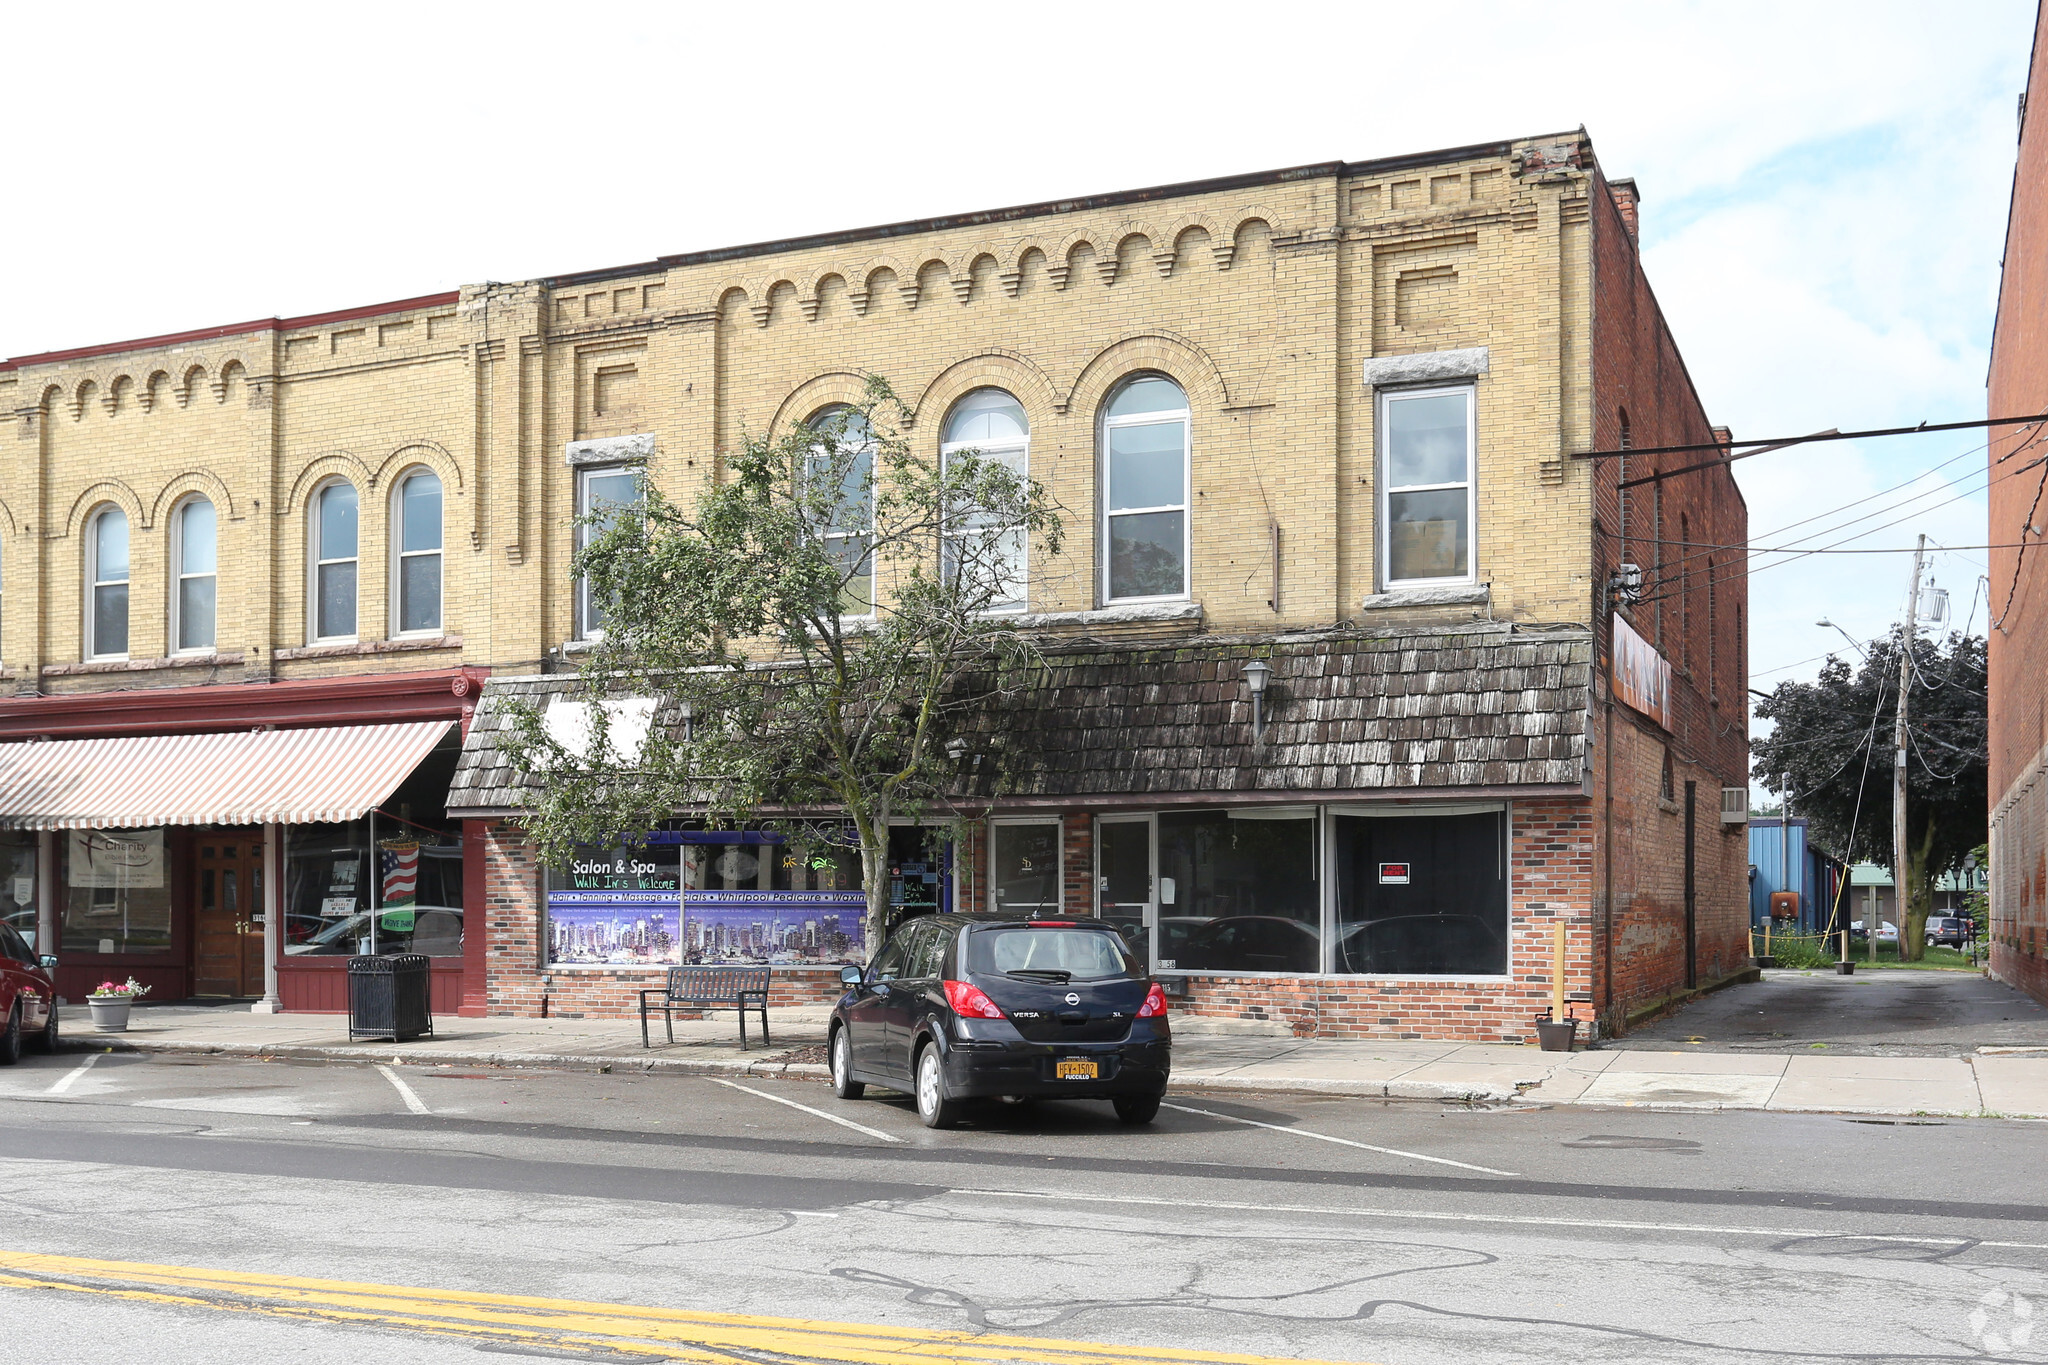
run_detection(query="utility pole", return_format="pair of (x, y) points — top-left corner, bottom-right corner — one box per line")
(1888, 533), (1928, 965)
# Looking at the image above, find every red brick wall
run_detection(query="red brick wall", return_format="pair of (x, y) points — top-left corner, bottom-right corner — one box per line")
(1062, 813), (1091, 915)
(1988, 6), (2048, 1010)
(1170, 799), (1598, 1042)
(1586, 166), (1752, 1029)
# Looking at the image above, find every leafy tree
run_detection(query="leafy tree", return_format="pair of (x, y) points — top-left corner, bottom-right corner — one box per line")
(502, 376), (1065, 953)
(1752, 632), (1986, 960)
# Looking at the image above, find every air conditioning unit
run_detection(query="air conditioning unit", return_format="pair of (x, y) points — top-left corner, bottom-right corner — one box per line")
(1720, 787), (1748, 825)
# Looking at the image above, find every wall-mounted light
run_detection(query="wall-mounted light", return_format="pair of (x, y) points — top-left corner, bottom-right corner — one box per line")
(1243, 659), (1273, 746)
(945, 736), (969, 763)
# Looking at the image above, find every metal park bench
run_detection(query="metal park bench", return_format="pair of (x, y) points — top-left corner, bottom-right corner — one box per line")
(639, 965), (772, 1050)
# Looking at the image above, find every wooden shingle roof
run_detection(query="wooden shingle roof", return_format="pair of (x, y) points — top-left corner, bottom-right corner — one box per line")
(448, 625), (1593, 816)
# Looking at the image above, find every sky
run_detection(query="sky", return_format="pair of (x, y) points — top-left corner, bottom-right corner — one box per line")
(2, 0), (2032, 770)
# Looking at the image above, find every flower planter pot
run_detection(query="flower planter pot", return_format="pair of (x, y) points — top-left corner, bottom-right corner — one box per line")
(88, 997), (133, 1032)
(1835, 961), (1855, 976)
(1535, 1019), (1578, 1052)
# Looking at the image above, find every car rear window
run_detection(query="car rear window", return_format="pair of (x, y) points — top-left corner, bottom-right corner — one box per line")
(968, 926), (1133, 981)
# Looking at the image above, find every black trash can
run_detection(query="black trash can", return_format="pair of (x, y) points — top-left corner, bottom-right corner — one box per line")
(347, 954), (434, 1042)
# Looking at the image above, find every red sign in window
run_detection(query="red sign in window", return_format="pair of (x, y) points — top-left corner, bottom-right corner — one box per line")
(1379, 862), (1411, 885)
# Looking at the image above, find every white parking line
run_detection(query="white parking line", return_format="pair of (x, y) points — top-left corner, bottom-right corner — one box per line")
(376, 1064), (432, 1116)
(710, 1078), (903, 1143)
(1162, 1101), (1519, 1176)
(44, 1053), (100, 1096)
(953, 1188), (2048, 1251)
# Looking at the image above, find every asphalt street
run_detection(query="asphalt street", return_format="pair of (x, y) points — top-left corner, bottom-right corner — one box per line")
(0, 1050), (2043, 1364)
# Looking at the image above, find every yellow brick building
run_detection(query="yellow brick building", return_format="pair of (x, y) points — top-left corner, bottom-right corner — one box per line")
(0, 130), (1750, 1040)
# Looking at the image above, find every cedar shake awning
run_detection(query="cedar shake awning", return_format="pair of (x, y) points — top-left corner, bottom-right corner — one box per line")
(447, 626), (1593, 817)
(0, 720), (455, 830)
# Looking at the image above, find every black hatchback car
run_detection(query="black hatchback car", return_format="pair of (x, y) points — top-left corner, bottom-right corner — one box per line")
(830, 913), (1171, 1128)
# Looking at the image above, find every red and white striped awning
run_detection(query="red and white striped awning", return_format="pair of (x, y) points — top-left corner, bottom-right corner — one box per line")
(0, 720), (455, 830)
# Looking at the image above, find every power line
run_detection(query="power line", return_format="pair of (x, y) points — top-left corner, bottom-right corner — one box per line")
(1573, 411), (2048, 461)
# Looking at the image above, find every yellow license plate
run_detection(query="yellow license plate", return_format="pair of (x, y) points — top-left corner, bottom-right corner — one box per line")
(1055, 1058), (1099, 1080)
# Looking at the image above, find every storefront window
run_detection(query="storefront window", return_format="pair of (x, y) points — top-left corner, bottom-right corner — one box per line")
(991, 822), (1060, 914)
(1155, 811), (1318, 974)
(284, 815), (464, 957)
(546, 828), (875, 968)
(2, 832), (35, 948)
(61, 829), (172, 955)
(1331, 809), (1506, 976)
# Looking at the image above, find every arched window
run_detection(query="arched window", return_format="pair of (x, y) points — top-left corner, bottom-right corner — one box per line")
(87, 506), (130, 658)
(1102, 375), (1189, 602)
(171, 497), (217, 653)
(941, 388), (1030, 612)
(807, 404), (875, 615)
(393, 470), (443, 634)
(311, 481), (358, 640)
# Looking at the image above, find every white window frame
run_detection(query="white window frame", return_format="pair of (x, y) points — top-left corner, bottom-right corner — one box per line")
(575, 463), (643, 641)
(168, 495), (216, 655)
(940, 390), (1031, 613)
(1100, 375), (1192, 605)
(1377, 383), (1478, 590)
(85, 505), (130, 661)
(308, 479), (360, 643)
(389, 468), (444, 638)
(987, 816), (1064, 916)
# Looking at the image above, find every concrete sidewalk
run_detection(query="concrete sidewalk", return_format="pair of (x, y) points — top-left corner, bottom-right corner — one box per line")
(49, 1003), (2048, 1117)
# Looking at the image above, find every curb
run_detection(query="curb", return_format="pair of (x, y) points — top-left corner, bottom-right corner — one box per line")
(55, 1035), (1520, 1102)
(58, 1036), (830, 1082)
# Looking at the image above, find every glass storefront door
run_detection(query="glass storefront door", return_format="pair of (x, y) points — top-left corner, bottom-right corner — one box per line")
(1097, 816), (1153, 961)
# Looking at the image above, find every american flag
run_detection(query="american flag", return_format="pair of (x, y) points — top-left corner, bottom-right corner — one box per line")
(380, 841), (419, 907)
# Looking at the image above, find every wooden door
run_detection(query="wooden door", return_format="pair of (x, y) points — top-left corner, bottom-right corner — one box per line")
(194, 834), (266, 997)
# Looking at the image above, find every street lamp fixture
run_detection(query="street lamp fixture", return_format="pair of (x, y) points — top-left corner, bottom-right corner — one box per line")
(1815, 618), (1868, 661)
(1243, 659), (1273, 746)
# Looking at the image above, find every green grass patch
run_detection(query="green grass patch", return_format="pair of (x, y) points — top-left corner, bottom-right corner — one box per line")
(1760, 931), (1979, 971)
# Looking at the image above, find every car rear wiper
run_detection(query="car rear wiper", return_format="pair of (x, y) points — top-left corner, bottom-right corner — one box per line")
(1004, 969), (1073, 982)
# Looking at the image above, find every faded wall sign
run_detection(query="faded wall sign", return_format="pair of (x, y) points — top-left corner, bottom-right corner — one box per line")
(1611, 613), (1673, 729)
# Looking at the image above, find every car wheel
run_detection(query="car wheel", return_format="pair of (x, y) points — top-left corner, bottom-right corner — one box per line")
(33, 998), (57, 1054)
(915, 1046), (960, 1129)
(0, 1002), (20, 1067)
(1113, 1093), (1161, 1126)
(830, 1027), (864, 1100)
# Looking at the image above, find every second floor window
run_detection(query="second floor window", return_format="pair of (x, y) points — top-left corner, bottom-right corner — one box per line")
(941, 388), (1030, 612)
(172, 497), (216, 652)
(88, 506), (129, 659)
(1380, 385), (1475, 588)
(576, 465), (642, 639)
(806, 405), (875, 616)
(1103, 375), (1190, 602)
(394, 470), (443, 634)
(313, 481), (358, 640)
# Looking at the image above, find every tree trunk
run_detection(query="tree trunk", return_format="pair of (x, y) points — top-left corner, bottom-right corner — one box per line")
(1899, 822), (1938, 962)
(861, 813), (892, 960)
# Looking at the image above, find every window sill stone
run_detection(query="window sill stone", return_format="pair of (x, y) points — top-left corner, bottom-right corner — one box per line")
(41, 651), (247, 677)
(1011, 603), (1205, 631)
(1359, 584), (1490, 611)
(276, 634), (462, 661)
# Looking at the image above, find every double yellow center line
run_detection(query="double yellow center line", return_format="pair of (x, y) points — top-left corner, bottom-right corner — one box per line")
(0, 1250), (1373, 1365)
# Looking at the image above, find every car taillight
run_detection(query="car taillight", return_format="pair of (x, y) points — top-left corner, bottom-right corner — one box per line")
(943, 980), (1006, 1019)
(1136, 983), (1170, 1018)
